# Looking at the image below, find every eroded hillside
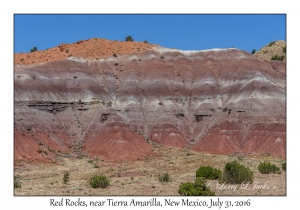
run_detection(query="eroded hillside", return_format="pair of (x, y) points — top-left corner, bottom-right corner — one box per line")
(14, 39), (286, 163)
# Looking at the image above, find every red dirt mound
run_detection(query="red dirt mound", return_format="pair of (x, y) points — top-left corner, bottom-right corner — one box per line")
(83, 122), (152, 161)
(15, 38), (157, 66)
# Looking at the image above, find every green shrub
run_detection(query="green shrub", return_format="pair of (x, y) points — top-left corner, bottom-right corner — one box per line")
(30, 46), (38, 53)
(89, 174), (109, 188)
(268, 41), (275, 47)
(63, 171), (70, 184)
(125, 35), (134, 42)
(178, 182), (195, 195)
(220, 161), (253, 184)
(14, 179), (21, 188)
(283, 46), (286, 53)
(159, 173), (171, 182)
(196, 166), (221, 180)
(282, 162), (286, 171)
(37, 148), (43, 153)
(271, 54), (285, 61)
(178, 177), (215, 196)
(144, 40), (149, 44)
(21, 58), (24, 62)
(66, 49), (69, 53)
(251, 49), (256, 54)
(258, 161), (281, 174)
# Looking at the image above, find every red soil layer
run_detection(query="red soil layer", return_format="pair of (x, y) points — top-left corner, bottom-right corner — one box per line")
(149, 124), (188, 148)
(15, 38), (156, 66)
(191, 121), (286, 158)
(14, 130), (72, 162)
(83, 123), (152, 161)
(242, 123), (286, 157)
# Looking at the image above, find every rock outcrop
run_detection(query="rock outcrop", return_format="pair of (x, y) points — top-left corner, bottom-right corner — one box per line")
(14, 39), (286, 162)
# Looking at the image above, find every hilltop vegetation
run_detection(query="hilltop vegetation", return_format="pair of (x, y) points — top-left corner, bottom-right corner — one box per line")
(253, 40), (286, 61)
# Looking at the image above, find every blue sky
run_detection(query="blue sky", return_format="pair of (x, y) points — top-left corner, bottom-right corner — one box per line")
(14, 14), (286, 54)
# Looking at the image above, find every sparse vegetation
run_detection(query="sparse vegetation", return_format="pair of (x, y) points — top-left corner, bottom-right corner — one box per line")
(220, 161), (253, 184)
(258, 161), (281, 174)
(30, 46), (38, 53)
(89, 174), (109, 189)
(21, 58), (24, 62)
(178, 177), (215, 196)
(14, 151), (286, 196)
(159, 173), (171, 182)
(271, 54), (285, 61)
(66, 49), (69, 53)
(113, 53), (117, 57)
(144, 40), (149, 44)
(125, 35), (134, 42)
(63, 172), (70, 184)
(160, 55), (164, 59)
(251, 49), (256, 54)
(283, 46), (286, 53)
(196, 166), (221, 180)
(137, 130), (144, 136)
(37, 148), (43, 153)
(282, 162), (286, 171)
(14, 179), (21, 188)
(268, 41), (275, 47)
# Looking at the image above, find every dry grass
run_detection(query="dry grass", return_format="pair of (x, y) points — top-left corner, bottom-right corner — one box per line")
(14, 146), (286, 196)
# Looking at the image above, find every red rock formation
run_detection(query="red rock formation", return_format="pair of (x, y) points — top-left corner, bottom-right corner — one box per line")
(14, 39), (286, 162)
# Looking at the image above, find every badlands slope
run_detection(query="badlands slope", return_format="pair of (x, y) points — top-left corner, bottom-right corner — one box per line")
(14, 38), (286, 162)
